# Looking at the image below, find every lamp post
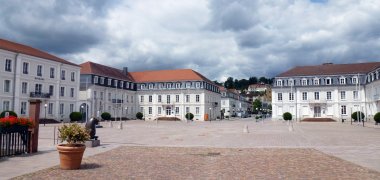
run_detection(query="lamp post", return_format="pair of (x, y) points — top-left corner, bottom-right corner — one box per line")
(80, 105), (84, 122)
(209, 107), (212, 123)
(44, 104), (47, 126)
(125, 107), (128, 121)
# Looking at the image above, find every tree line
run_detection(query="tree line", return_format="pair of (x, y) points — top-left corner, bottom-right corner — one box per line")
(220, 77), (273, 90)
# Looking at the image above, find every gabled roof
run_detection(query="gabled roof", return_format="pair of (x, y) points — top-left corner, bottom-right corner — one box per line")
(277, 62), (380, 77)
(0, 38), (78, 67)
(129, 69), (214, 84)
(80, 61), (134, 81)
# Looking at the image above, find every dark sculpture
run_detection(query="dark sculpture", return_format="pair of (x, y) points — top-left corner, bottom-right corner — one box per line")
(85, 117), (99, 140)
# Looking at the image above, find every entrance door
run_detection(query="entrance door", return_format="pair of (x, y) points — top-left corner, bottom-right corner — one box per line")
(166, 107), (171, 116)
(314, 106), (321, 117)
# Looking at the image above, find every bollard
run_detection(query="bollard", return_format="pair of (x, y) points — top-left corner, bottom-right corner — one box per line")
(109, 121), (113, 128)
(243, 125), (249, 133)
(118, 122), (123, 130)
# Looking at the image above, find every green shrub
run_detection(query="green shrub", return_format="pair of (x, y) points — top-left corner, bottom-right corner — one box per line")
(374, 112), (380, 124)
(58, 123), (90, 145)
(69, 112), (82, 122)
(255, 116), (259, 119)
(283, 112), (292, 121)
(185, 113), (194, 120)
(351, 111), (365, 121)
(136, 112), (143, 120)
(0, 111), (18, 118)
(101, 112), (111, 120)
(225, 115), (229, 118)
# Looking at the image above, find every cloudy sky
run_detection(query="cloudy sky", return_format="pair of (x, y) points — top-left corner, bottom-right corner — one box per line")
(1, 0), (380, 81)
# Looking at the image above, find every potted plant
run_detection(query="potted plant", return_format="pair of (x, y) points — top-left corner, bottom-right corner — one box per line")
(57, 123), (90, 170)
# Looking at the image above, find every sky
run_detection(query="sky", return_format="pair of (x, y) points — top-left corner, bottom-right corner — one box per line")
(1, 0), (380, 82)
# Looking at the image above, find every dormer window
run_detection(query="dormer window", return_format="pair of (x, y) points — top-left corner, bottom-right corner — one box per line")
(166, 83), (172, 89)
(120, 81), (123, 88)
(313, 78), (319, 85)
(176, 83), (181, 89)
(100, 77), (105, 84)
(186, 82), (191, 88)
(276, 80), (282, 87)
(352, 76), (358, 84)
(94, 76), (99, 84)
(288, 79), (294, 86)
(108, 79), (112, 86)
(325, 77), (332, 85)
(302, 79), (308, 86)
(339, 77), (346, 85)
(126, 82), (130, 88)
(149, 84), (154, 89)
(196, 82), (200, 88)
(141, 84), (146, 89)
(114, 80), (118, 87)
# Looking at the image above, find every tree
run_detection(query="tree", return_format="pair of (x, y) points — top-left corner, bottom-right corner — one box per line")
(351, 111), (365, 122)
(0, 111), (18, 118)
(101, 112), (111, 121)
(69, 112), (82, 122)
(253, 99), (262, 112)
(224, 77), (234, 89)
(185, 113), (194, 120)
(249, 76), (258, 85)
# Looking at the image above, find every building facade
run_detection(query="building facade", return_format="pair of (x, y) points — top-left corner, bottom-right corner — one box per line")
(272, 62), (380, 121)
(0, 39), (80, 121)
(220, 87), (251, 117)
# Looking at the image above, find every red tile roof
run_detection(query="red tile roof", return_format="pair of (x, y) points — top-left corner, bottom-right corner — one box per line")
(0, 38), (78, 66)
(130, 69), (215, 84)
(80, 61), (134, 81)
(277, 62), (380, 77)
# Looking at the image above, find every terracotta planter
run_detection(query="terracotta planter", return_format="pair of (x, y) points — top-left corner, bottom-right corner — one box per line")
(57, 144), (86, 170)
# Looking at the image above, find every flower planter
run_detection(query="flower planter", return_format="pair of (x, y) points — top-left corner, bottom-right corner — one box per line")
(57, 144), (86, 170)
(0, 125), (28, 133)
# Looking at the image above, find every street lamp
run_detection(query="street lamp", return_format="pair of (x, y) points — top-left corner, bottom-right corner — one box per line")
(44, 104), (47, 126)
(209, 107), (212, 123)
(125, 107), (128, 121)
(80, 105), (84, 121)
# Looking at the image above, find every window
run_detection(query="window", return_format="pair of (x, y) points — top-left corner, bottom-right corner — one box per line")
(176, 95), (179, 102)
(314, 92), (319, 100)
(148, 107), (152, 114)
(70, 104), (74, 113)
(108, 93), (111, 101)
(61, 70), (65, 80)
(158, 107), (161, 114)
(50, 68), (55, 78)
(341, 105), (347, 115)
(327, 92), (332, 100)
(71, 72), (75, 82)
(94, 76), (99, 84)
(289, 92), (294, 101)
(48, 103), (53, 114)
(196, 95), (200, 102)
(59, 104), (64, 114)
(4, 80), (10, 93)
(131, 96), (134, 103)
(175, 107), (179, 114)
(22, 82), (28, 94)
(186, 82), (191, 88)
(120, 81), (124, 88)
(21, 102), (27, 115)
(176, 83), (181, 89)
(167, 95), (170, 104)
(186, 107), (190, 113)
(276, 80), (282, 86)
(339, 77), (346, 85)
(302, 92), (307, 100)
(352, 77), (358, 84)
(114, 80), (118, 87)
(5, 59), (11, 72)
(325, 78), (331, 85)
(37, 65), (42, 77)
(196, 107), (200, 114)
(196, 82), (200, 88)
(149, 95), (152, 102)
(108, 79), (112, 86)
(23, 62), (29, 74)
(100, 92), (104, 100)
(167, 83), (172, 89)
(186, 95), (190, 102)
(302, 79), (308, 86)
(277, 93), (282, 101)
(141, 84), (145, 89)
(158, 95), (162, 102)
(35, 84), (42, 93)
(100, 77), (105, 84)
(353, 91), (358, 100)
(70, 88), (74, 97)
(47, 85), (53, 96)
(340, 91), (346, 100)
(313, 79), (319, 85)
(149, 84), (153, 89)
(3, 101), (10, 111)
(140, 96), (144, 102)
(60, 87), (65, 97)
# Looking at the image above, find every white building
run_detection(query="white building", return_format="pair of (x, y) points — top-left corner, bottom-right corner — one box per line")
(0, 38), (80, 121)
(220, 87), (251, 117)
(247, 83), (270, 92)
(80, 62), (221, 121)
(272, 62), (380, 121)
(131, 69), (221, 121)
(79, 61), (137, 121)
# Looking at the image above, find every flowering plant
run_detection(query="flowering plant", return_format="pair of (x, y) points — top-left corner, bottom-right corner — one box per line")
(0, 116), (34, 128)
(58, 123), (90, 145)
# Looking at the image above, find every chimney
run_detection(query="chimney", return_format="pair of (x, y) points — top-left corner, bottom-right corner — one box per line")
(123, 67), (128, 75)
